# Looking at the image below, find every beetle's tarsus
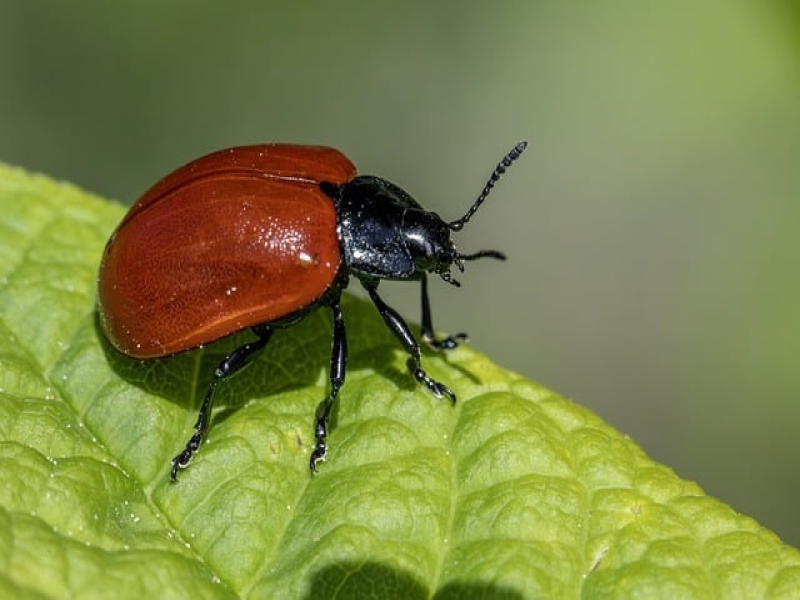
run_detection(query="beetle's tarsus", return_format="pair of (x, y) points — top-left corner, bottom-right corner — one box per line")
(170, 452), (190, 481)
(310, 412), (329, 473)
(409, 360), (456, 404)
(422, 331), (468, 351)
(310, 441), (327, 473)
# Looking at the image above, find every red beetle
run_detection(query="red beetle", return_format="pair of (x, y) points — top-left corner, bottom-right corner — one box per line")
(98, 142), (526, 479)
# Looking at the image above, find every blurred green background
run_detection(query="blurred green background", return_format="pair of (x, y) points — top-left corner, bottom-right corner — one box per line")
(2, 1), (799, 545)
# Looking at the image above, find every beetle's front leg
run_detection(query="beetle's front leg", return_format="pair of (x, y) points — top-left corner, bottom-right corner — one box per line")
(420, 274), (468, 351)
(365, 282), (455, 403)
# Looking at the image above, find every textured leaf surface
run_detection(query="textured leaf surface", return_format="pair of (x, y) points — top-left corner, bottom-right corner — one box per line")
(1, 162), (799, 599)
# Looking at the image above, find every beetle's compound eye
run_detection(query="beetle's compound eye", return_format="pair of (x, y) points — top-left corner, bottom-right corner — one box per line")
(404, 228), (436, 259)
(401, 209), (453, 270)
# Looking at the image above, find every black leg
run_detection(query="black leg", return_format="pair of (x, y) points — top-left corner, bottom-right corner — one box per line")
(310, 299), (347, 473)
(420, 274), (468, 350)
(170, 328), (274, 480)
(364, 282), (455, 403)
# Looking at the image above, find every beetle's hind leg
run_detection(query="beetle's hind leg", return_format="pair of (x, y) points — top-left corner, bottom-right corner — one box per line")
(364, 282), (456, 403)
(310, 299), (347, 472)
(170, 327), (273, 481)
(419, 274), (468, 350)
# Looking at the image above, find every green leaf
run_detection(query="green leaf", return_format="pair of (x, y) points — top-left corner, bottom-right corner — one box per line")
(1, 161), (799, 599)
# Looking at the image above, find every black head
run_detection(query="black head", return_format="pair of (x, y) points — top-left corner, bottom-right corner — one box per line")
(329, 141), (528, 285)
(399, 208), (507, 287)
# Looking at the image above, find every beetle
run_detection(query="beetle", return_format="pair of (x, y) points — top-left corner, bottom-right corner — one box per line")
(97, 141), (527, 480)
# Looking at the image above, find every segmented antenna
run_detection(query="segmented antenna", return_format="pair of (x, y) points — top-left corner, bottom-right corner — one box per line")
(448, 140), (528, 231)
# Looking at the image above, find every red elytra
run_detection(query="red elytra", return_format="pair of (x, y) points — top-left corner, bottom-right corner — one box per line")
(98, 144), (357, 358)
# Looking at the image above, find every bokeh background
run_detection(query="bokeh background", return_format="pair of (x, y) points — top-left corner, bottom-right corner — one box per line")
(2, 1), (799, 545)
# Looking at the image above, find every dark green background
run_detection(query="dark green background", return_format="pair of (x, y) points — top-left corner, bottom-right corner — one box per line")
(2, 2), (799, 545)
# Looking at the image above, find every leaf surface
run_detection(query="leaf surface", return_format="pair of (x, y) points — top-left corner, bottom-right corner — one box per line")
(1, 163), (799, 599)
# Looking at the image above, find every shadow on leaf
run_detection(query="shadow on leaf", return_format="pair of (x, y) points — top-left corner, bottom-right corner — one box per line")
(305, 561), (524, 600)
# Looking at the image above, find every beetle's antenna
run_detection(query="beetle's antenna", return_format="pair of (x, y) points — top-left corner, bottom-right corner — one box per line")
(440, 249), (506, 287)
(457, 249), (506, 262)
(449, 141), (528, 232)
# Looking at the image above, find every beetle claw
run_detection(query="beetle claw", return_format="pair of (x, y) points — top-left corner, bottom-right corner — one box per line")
(435, 383), (457, 404)
(310, 445), (327, 473)
(423, 332), (469, 351)
(409, 362), (457, 404)
(170, 451), (191, 481)
(310, 415), (329, 473)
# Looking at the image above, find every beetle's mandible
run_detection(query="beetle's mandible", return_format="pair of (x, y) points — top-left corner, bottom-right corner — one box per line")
(97, 141), (527, 479)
